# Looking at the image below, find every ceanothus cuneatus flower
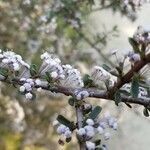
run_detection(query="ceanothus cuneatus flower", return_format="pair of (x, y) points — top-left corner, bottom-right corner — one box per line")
(90, 66), (117, 87)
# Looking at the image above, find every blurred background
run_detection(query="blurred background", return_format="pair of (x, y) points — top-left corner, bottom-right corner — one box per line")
(0, 0), (150, 150)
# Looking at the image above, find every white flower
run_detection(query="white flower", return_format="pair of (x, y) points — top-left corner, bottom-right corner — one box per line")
(59, 65), (84, 88)
(25, 92), (33, 100)
(35, 79), (42, 85)
(86, 119), (94, 126)
(84, 125), (94, 132)
(20, 78), (26, 82)
(54, 58), (61, 64)
(57, 124), (67, 134)
(91, 66), (111, 84)
(77, 128), (86, 136)
(99, 121), (108, 129)
(37, 87), (42, 92)
(52, 120), (59, 126)
(23, 83), (32, 91)
(51, 71), (58, 79)
(86, 141), (95, 150)
(40, 52), (50, 60)
(84, 125), (95, 137)
(97, 126), (104, 134)
(2, 58), (9, 64)
(0, 54), (4, 58)
(19, 86), (25, 92)
(13, 63), (20, 71)
(64, 130), (72, 138)
(104, 132), (111, 140)
(129, 53), (141, 63)
(76, 91), (89, 100)
(86, 130), (95, 138)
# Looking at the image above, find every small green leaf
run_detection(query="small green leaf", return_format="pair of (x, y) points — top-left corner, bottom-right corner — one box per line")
(114, 90), (121, 106)
(131, 75), (139, 98)
(102, 64), (111, 72)
(95, 139), (101, 146)
(125, 102), (132, 108)
(57, 115), (75, 130)
(143, 108), (149, 117)
(89, 106), (102, 120)
(128, 37), (140, 52)
(68, 97), (75, 106)
(83, 74), (94, 87)
(30, 64), (37, 76)
(45, 72), (52, 82)
(0, 68), (8, 77)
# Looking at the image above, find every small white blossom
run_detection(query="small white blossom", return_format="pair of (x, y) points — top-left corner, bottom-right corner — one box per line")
(25, 92), (33, 100)
(23, 83), (32, 91)
(86, 141), (95, 150)
(19, 86), (25, 92)
(77, 128), (86, 136)
(35, 79), (42, 85)
(86, 119), (94, 126)
(91, 66), (111, 80)
(128, 53), (141, 63)
(64, 130), (72, 138)
(13, 63), (20, 71)
(76, 90), (89, 100)
(97, 126), (104, 134)
(51, 71), (58, 79)
(86, 130), (95, 138)
(99, 121), (108, 129)
(84, 125), (95, 137)
(40, 52), (50, 60)
(2, 58), (9, 64)
(37, 87), (42, 92)
(57, 124), (67, 134)
(20, 78), (26, 82)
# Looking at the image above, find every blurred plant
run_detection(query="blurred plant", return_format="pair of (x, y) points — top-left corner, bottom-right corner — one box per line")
(0, 0), (150, 150)
(0, 26), (150, 149)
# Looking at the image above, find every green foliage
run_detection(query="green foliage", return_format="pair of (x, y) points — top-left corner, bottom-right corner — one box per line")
(83, 74), (95, 87)
(68, 97), (75, 106)
(143, 107), (149, 117)
(57, 115), (75, 131)
(114, 90), (122, 106)
(30, 64), (38, 77)
(0, 68), (8, 77)
(128, 37), (140, 53)
(89, 106), (102, 120)
(131, 74), (139, 98)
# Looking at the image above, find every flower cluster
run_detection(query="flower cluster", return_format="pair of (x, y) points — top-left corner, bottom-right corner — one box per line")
(60, 64), (84, 88)
(133, 26), (150, 44)
(53, 121), (72, 145)
(39, 52), (64, 79)
(76, 113), (117, 150)
(128, 52), (141, 63)
(91, 66), (116, 87)
(53, 112), (117, 149)
(19, 78), (35, 100)
(0, 50), (29, 72)
(75, 90), (90, 100)
(122, 0), (148, 20)
(123, 0), (144, 10)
